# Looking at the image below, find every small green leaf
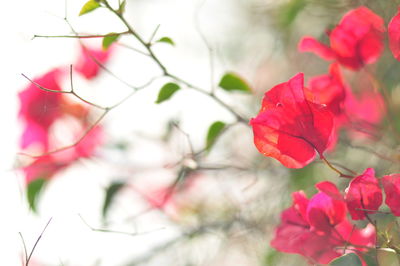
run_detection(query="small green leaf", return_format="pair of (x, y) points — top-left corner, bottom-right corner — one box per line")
(27, 178), (47, 213)
(79, 0), (101, 16)
(155, 83), (180, 104)
(102, 181), (126, 220)
(218, 72), (251, 93)
(206, 121), (226, 151)
(156, 37), (175, 46)
(330, 253), (362, 266)
(102, 33), (120, 50)
(117, 0), (126, 15)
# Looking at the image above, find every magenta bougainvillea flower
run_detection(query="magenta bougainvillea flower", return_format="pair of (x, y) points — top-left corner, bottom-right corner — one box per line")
(299, 6), (385, 70)
(345, 168), (382, 220)
(250, 73), (334, 168)
(19, 67), (105, 184)
(382, 174), (400, 216)
(18, 69), (64, 149)
(271, 182), (375, 264)
(74, 44), (112, 80)
(389, 8), (400, 61)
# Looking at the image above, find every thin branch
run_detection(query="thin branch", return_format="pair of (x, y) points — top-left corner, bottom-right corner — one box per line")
(167, 73), (248, 124)
(21, 73), (70, 94)
(315, 159), (358, 176)
(18, 232), (28, 265)
(26, 217), (53, 266)
(21, 72), (107, 110)
(194, 0), (216, 94)
(116, 42), (150, 56)
(320, 156), (354, 178)
(78, 214), (164, 237)
(33, 31), (129, 39)
(172, 122), (195, 155)
(148, 24), (161, 44)
(346, 142), (397, 163)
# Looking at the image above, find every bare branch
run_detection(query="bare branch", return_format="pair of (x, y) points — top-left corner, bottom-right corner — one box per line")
(26, 217), (53, 266)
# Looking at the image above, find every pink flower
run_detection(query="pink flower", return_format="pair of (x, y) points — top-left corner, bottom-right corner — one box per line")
(345, 168), (382, 220)
(381, 174), (400, 216)
(299, 6), (385, 70)
(271, 182), (375, 264)
(250, 73), (334, 169)
(18, 69), (64, 149)
(74, 44), (112, 80)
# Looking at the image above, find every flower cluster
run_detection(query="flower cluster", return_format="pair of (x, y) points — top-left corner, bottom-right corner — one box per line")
(251, 6), (400, 264)
(271, 181), (375, 264)
(19, 43), (112, 184)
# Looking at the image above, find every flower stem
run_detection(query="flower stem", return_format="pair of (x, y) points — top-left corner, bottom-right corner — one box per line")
(321, 156), (354, 178)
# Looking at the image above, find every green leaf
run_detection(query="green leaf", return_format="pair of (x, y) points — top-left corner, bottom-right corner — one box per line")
(218, 72), (251, 93)
(102, 181), (126, 220)
(27, 178), (47, 213)
(206, 121), (226, 151)
(117, 0), (126, 15)
(156, 37), (175, 46)
(79, 0), (101, 16)
(330, 253), (362, 266)
(102, 33), (120, 50)
(155, 83), (180, 104)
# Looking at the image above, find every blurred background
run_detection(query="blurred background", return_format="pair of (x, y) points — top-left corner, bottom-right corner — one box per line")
(2, 0), (400, 265)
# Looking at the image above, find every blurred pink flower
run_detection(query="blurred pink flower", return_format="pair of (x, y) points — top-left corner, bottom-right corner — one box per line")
(74, 45), (112, 80)
(18, 69), (64, 149)
(299, 6), (385, 70)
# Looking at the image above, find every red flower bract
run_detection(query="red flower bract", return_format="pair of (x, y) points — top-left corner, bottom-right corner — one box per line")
(271, 183), (375, 264)
(345, 168), (382, 220)
(382, 174), (400, 216)
(307, 181), (346, 233)
(250, 73), (334, 168)
(299, 6), (385, 70)
(389, 8), (400, 61)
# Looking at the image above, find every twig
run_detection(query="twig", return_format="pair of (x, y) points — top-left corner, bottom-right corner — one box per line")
(148, 24), (160, 44)
(320, 156), (354, 178)
(33, 31), (129, 39)
(18, 232), (28, 265)
(78, 214), (164, 237)
(26, 217), (53, 266)
(194, 0), (215, 94)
